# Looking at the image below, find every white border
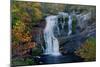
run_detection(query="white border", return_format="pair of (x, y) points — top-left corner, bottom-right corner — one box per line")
(0, 0), (10, 67)
(21, 0), (96, 5)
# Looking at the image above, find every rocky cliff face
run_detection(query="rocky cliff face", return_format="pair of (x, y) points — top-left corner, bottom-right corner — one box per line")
(31, 20), (46, 46)
(57, 12), (96, 54)
(31, 12), (96, 54)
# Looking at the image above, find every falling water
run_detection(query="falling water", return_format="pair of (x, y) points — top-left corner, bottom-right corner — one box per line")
(58, 12), (68, 30)
(68, 15), (72, 35)
(43, 12), (83, 56)
(43, 12), (91, 58)
(44, 15), (61, 56)
(58, 12), (72, 35)
(76, 12), (91, 29)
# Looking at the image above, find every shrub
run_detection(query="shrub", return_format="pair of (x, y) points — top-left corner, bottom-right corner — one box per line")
(75, 37), (96, 61)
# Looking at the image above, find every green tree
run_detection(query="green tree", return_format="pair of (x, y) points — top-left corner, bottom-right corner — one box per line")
(11, 1), (42, 58)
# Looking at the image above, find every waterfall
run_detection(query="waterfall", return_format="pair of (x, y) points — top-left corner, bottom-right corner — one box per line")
(58, 12), (72, 35)
(76, 12), (91, 29)
(43, 12), (91, 56)
(43, 12), (74, 56)
(44, 15), (61, 56)
(68, 15), (72, 35)
(58, 12), (68, 30)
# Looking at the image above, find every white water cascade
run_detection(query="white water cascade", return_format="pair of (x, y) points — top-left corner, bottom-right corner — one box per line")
(68, 15), (72, 35)
(44, 15), (61, 56)
(43, 12), (73, 56)
(43, 12), (91, 56)
(58, 12), (72, 35)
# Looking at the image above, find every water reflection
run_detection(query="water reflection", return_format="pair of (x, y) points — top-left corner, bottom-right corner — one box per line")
(38, 54), (83, 64)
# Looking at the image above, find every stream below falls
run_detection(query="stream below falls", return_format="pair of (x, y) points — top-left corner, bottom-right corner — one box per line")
(34, 53), (84, 65)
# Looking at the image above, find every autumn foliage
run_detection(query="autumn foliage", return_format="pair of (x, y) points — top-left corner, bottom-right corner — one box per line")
(75, 37), (96, 61)
(12, 1), (42, 58)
